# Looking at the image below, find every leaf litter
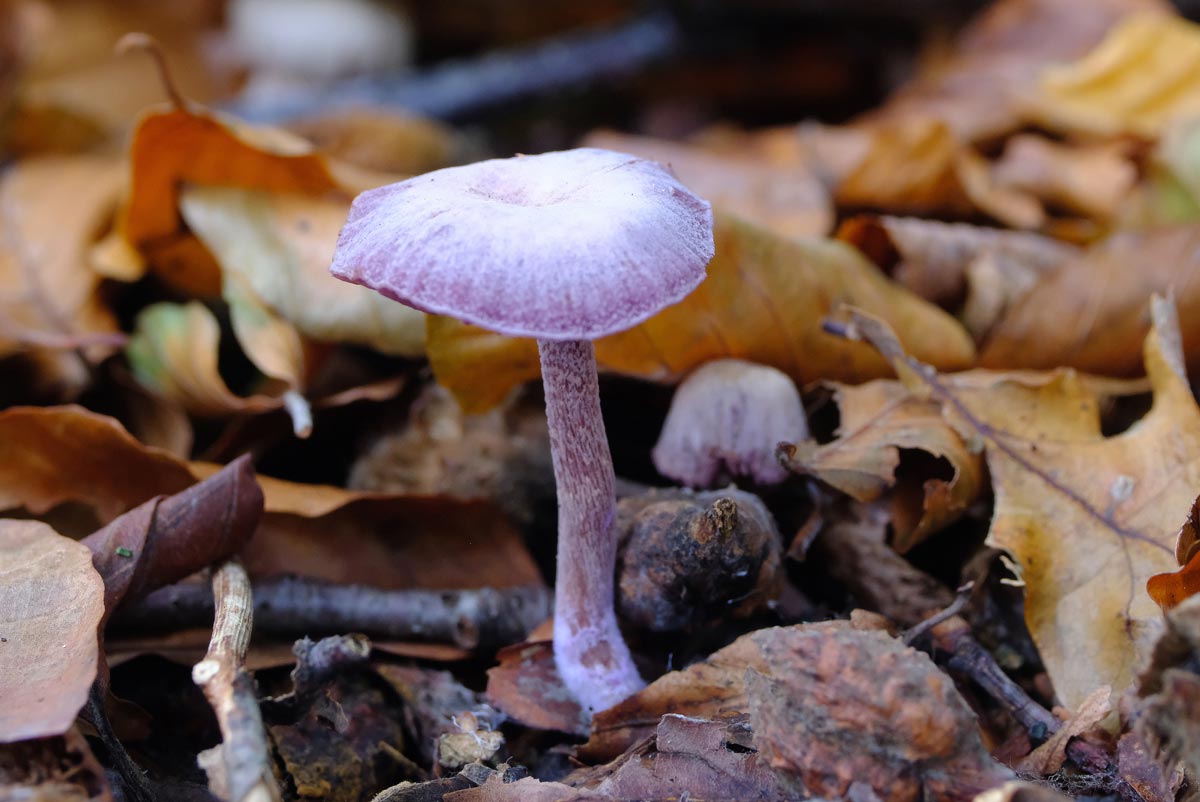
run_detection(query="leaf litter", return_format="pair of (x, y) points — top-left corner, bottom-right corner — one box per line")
(11, 1), (1200, 801)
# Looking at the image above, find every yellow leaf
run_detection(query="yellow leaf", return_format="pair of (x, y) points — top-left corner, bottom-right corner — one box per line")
(1031, 13), (1200, 139)
(179, 186), (426, 358)
(846, 299), (1197, 711)
(427, 212), (976, 413)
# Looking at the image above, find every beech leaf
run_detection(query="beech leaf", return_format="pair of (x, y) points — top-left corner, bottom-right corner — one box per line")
(0, 520), (105, 742)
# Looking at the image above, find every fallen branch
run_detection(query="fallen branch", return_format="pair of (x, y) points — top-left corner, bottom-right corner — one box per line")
(114, 576), (551, 652)
(192, 559), (280, 802)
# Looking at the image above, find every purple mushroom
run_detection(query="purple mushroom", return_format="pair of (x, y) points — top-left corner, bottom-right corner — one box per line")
(653, 359), (808, 488)
(329, 148), (714, 713)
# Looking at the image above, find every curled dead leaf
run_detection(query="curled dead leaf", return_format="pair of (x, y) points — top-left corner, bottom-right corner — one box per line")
(781, 378), (984, 552)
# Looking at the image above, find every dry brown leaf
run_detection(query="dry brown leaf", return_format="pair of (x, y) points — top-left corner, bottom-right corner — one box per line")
(110, 104), (341, 296)
(838, 215), (1076, 339)
(83, 457), (262, 620)
(798, 0), (1160, 222)
(485, 638), (588, 736)
(846, 299), (1197, 712)
(241, 485), (543, 593)
(0, 155), (124, 395)
(0, 520), (104, 742)
(780, 379), (984, 552)
(428, 212), (975, 413)
(0, 405), (194, 521)
(583, 130), (833, 238)
(863, 0), (1167, 142)
(1029, 13), (1200, 139)
(812, 117), (1043, 227)
(991, 135), (1137, 222)
(979, 225), (1200, 375)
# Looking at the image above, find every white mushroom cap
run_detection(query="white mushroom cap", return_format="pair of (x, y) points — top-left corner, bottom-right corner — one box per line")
(330, 148), (714, 341)
(653, 359), (809, 487)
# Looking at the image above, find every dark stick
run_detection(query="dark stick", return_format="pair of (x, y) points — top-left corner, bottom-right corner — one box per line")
(111, 576), (552, 652)
(224, 13), (681, 123)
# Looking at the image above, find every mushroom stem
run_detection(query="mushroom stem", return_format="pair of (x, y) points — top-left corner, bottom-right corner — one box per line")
(538, 338), (645, 713)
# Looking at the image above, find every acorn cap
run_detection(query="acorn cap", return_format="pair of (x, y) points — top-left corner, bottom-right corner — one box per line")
(330, 147), (714, 341)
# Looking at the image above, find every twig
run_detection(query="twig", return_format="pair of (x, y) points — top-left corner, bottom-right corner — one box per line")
(903, 582), (973, 645)
(114, 576), (551, 652)
(192, 560), (281, 802)
(224, 12), (680, 123)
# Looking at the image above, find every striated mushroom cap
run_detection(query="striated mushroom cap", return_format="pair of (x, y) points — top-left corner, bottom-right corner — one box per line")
(653, 359), (808, 487)
(330, 147), (714, 341)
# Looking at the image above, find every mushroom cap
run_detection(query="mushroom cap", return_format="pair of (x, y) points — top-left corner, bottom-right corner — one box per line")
(330, 147), (714, 341)
(652, 359), (808, 487)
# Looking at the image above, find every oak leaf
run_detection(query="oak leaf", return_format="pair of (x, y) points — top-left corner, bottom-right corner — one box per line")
(427, 212), (975, 413)
(781, 379), (984, 552)
(845, 298), (1197, 712)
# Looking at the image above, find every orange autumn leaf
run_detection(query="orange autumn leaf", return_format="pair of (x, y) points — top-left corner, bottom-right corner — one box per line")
(1148, 550), (1200, 612)
(112, 104), (342, 296)
(427, 212), (976, 413)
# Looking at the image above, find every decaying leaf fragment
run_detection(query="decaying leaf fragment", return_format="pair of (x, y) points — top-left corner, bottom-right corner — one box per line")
(843, 299), (1198, 712)
(428, 212), (975, 412)
(1133, 593), (1200, 789)
(0, 521), (105, 743)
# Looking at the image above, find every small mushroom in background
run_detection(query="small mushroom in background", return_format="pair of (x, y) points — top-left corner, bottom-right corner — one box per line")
(329, 147), (714, 715)
(652, 358), (809, 488)
(615, 487), (784, 633)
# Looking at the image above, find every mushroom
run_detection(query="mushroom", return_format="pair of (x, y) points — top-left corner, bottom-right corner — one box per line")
(652, 358), (808, 488)
(329, 148), (714, 713)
